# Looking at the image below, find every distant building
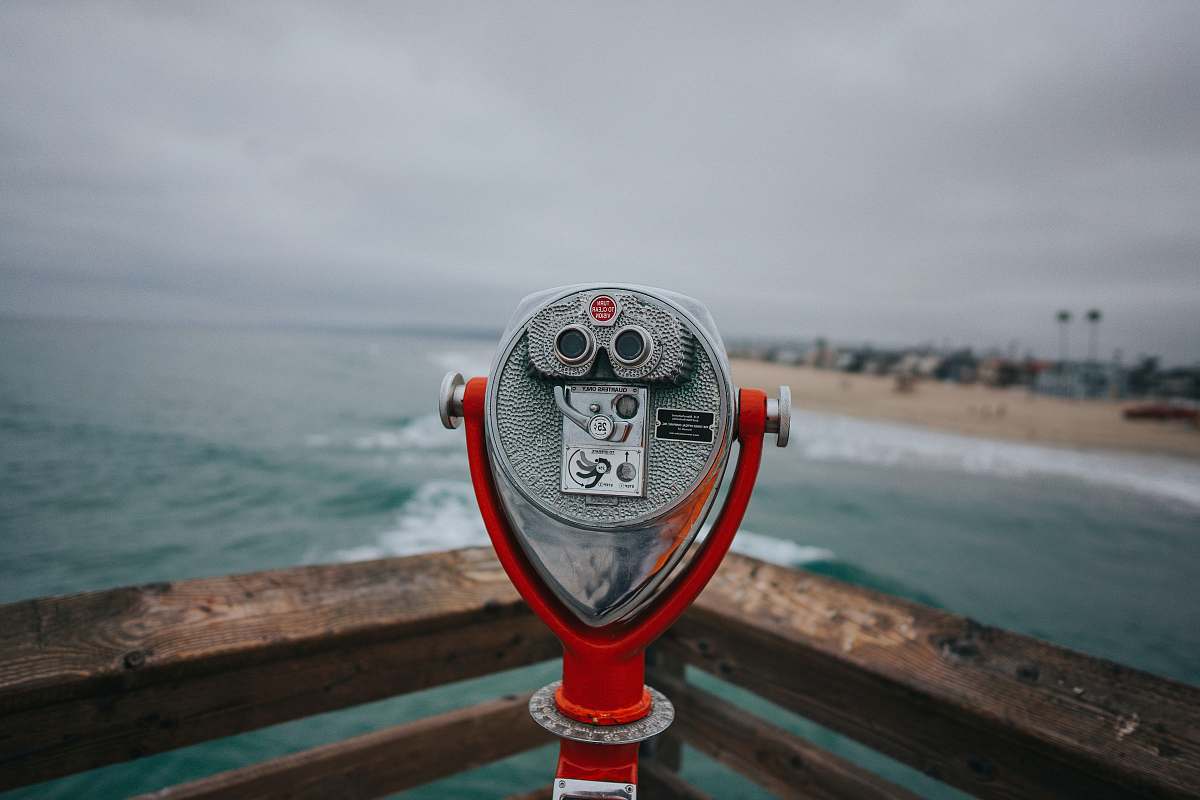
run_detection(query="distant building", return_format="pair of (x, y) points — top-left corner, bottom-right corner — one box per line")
(769, 346), (806, 365)
(805, 338), (838, 369)
(863, 352), (901, 375)
(935, 350), (978, 384)
(977, 357), (1022, 388)
(1154, 367), (1200, 400)
(1034, 362), (1128, 399)
(915, 354), (943, 377)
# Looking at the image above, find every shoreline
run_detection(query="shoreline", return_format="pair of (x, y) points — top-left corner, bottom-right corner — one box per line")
(730, 359), (1200, 461)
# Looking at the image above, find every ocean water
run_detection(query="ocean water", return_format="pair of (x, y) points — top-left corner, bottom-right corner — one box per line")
(2, 318), (1198, 799)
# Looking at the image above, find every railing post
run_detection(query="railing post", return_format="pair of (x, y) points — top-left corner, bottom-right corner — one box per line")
(641, 645), (685, 773)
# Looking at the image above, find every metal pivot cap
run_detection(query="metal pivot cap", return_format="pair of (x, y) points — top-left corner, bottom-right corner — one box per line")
(438, 372), (466, 429)
(765, 385), (791, 447)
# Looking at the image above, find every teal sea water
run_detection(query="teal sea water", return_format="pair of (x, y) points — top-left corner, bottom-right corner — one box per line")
(2, 318), (1199, 798)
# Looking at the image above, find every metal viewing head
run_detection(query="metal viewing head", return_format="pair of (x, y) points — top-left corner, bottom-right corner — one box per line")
(440, 284), (788, 627)
(440, 283), (790, 795)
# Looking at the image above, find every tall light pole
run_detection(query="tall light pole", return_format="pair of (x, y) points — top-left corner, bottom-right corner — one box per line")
(1086, 308), (1102, 362)
(1056, 309), (1072, 366)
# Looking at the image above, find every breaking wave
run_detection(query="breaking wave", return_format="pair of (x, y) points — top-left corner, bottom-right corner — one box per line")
(729, 530), (835, 566)
(790, 411), (1200, 509)
(333, 481), (487, 562)
(304, 414), (460, 455)
(350, 414), (449, 451)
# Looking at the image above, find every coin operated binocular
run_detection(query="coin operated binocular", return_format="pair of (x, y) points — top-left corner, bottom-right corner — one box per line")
(439, 285), (789, 799)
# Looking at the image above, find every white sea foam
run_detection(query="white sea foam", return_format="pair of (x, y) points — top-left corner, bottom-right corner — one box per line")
(790, 410), (1200, 509)
(334, 481), (488, 562)
(327, 345), (495, 454)
(305, 414), (458, 453)
(334, 480), (834, 568)
(352, 414), (449, 451)
(730, 530), (835, 566)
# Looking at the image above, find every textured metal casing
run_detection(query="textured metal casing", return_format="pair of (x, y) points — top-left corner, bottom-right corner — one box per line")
(484, 285), (735, 627)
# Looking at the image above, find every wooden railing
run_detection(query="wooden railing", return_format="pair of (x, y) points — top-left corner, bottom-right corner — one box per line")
(1, 547), (1197, 798)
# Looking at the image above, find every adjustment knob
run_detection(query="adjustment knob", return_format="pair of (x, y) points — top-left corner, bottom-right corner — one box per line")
(764, 385), (791, 447)
(438, 372), (466, 429)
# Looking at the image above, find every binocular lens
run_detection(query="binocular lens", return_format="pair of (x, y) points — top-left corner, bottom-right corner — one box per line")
(613, 327), (648, 365)
(554, 326), (592, 364)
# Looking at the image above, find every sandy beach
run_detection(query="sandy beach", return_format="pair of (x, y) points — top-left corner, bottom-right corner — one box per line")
(731, 359), (1200, 460)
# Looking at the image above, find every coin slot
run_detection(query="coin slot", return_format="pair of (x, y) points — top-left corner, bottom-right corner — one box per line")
(614, 394), (639, 419)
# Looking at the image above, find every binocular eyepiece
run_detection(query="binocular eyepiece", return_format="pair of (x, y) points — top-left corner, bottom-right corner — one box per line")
(551, 322), (655, 369)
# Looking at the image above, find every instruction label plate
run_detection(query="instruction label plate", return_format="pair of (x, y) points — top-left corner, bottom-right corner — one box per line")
(560, 384), (647, 497)
(561, 446), (643, 496)
(654, 408), (715, 443)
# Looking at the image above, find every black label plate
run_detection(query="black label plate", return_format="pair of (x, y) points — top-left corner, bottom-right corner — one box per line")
(655, 408), (715, 443)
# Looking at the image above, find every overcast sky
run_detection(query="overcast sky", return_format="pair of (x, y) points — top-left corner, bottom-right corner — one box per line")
(2, 2), (1197, 362)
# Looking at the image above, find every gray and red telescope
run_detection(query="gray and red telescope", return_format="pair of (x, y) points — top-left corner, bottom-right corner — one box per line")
(440, 285), (789, 799)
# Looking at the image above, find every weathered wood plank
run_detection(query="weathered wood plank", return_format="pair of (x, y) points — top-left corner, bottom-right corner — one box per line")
(0, 549), (560, 790)
(0, 548), (528, 711)
(666, 553), (1200, 800)
(135, 693), (552, 799)
(663, 675), (920, 799)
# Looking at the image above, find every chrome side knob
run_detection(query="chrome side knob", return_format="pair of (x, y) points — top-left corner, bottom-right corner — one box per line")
(765, 385), (791, 447)
(438, 372), (466, 429)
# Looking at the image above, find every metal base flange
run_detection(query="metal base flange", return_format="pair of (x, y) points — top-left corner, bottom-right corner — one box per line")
(529, 681), (674, 744)
(552, 777), (635, 799)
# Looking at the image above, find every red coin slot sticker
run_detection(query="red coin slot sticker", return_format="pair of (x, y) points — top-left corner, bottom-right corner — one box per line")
(589, 295), (617, 323)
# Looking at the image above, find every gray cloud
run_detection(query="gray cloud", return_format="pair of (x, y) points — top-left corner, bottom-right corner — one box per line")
(2, 1), (1197, 362)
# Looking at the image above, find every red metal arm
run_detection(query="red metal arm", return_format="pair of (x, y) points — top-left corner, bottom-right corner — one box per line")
(462, 378), (767, 785)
